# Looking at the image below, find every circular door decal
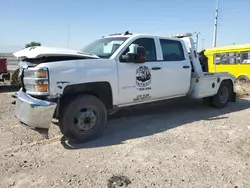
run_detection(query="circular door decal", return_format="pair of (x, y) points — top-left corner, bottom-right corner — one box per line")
(136, 66), (151, 87)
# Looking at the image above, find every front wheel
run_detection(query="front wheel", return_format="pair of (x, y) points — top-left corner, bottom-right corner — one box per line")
(59, 94), (107, 143)
(211, 81), (232, 108)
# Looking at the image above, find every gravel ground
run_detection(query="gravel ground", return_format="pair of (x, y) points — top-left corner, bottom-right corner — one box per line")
(0, 88), (250, 188)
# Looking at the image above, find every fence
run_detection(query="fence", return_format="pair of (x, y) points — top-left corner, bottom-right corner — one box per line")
(0, 52), (18, 71)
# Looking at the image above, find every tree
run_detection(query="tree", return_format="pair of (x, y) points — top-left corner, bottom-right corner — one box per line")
(25, 41), (41, 48)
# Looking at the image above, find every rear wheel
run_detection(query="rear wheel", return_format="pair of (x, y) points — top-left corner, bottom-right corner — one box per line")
(203, 97), (213, 106)
(59, 94), (107, 143)
(211, 81), (232, 108)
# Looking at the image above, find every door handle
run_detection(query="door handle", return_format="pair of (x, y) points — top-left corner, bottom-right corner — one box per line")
(151, 67), (161, 70)
(183, 65), (190, 69)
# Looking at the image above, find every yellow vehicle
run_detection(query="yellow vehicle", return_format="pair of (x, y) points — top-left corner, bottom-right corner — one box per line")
(204, 44), (250, 82)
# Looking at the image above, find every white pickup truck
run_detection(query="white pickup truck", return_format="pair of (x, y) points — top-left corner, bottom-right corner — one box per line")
(14, 32), (236, 143)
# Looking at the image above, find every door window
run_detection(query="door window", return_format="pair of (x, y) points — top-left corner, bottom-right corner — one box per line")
(159, 39), (185, 61)
(213, 52), (240, 64)
(121, 38), (157, 62)
(240, 51), (250, 64)
(214, 54), (221, 64)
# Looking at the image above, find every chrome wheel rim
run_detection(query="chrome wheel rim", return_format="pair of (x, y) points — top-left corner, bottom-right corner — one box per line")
(73, 108), (97, 132)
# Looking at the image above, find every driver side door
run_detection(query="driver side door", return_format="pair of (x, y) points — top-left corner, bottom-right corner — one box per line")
(117, 37), (163, 106)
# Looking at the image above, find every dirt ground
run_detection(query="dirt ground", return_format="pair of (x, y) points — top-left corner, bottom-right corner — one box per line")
(0, 85), (250, 188)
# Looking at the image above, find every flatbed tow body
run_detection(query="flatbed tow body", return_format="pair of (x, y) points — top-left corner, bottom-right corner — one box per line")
(189, 72), (236, 101)
(179, 35), (236, 101)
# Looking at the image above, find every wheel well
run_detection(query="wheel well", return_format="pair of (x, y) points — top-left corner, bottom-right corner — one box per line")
(237, 75), (249, 78)
(222, 79), (233, 89)
(237, 75), (249, 82)
(61, 82), (113, 110)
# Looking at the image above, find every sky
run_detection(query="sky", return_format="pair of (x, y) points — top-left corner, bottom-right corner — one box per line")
(0, 0), (250, 52)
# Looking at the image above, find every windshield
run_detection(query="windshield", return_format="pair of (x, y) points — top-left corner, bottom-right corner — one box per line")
(81, 37), (129, 59)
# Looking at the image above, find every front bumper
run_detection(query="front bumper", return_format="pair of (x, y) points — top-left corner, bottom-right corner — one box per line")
(16, 91), (57, 129)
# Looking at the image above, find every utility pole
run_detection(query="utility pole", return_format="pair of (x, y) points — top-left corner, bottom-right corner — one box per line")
(213, 0), (219, 47)
(194, 32), (201, 51)
(67, 24), (71, 48)
(201, 38), (205, 50)
(212, 0), (219, 72)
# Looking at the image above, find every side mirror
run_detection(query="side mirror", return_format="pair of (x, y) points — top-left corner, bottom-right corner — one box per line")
(121, 45), (146, 63)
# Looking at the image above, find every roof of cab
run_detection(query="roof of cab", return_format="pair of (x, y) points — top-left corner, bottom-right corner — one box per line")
(205, 43), (250, 53)
(102, 31), (188, 41)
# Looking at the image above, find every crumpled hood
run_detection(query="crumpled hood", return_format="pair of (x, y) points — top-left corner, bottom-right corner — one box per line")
(13, 46), (99, 59)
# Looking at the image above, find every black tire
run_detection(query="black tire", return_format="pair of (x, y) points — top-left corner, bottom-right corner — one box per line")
(237, 75), (249, 83)
(59, 94), (107, 143)
(203, 96), (213, 106)
(211, 81), (232, 108)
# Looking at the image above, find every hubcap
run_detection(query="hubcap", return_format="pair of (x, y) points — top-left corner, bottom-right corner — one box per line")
(220, 86), (228, 104)
(74, 108), (97, 131)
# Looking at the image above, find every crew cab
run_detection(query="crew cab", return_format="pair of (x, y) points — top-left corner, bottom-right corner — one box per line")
(14, 32), (237, 143)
